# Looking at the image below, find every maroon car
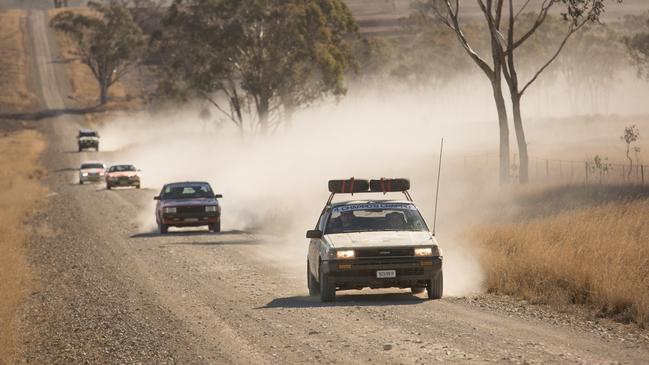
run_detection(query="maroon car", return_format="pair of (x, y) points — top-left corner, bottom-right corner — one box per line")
(154, 181), (222, 234)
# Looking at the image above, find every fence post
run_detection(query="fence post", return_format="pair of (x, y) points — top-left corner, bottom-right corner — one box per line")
(570, 162), (574, 182)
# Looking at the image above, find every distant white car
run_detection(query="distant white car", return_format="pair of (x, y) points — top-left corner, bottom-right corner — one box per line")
(78, 129), (99, 152)
(79, 161), (106, 184)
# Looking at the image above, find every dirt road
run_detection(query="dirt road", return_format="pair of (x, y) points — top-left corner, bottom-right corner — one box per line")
(6, 1), (649, 364)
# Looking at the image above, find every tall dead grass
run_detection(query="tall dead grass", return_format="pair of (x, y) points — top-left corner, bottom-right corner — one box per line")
(0, 10), (37, 111)
(476, 186), (649, 327)
(0, 130), (47, 363)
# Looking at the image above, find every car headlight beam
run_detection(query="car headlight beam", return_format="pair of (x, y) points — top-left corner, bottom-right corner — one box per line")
(336, 250), (355, 259)
(414, 247), (433, 256)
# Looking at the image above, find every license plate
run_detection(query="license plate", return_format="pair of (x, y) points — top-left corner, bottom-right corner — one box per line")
(184, 218), (199, 222)
(376, 270), (396, 278)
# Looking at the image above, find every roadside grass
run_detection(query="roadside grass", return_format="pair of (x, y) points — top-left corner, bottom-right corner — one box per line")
(475, 184), (649, 327)
(48, 8), (135, 110)
(0, 129), (47, 364)
(0, 10), (38, 111)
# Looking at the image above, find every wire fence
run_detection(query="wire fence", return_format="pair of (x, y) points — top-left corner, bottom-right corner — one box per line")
(462, 153), (647, 185)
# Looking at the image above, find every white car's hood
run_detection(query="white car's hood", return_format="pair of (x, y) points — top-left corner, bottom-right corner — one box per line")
(325, 231), (435, 249)
(80, 168), (104, 174)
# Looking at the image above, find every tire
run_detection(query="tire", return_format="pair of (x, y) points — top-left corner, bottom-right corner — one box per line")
(427, 271), (443, 300)
(307, 261), (320, 296)
(158, 223), (168, 234)
(135, 184), (141, 189)
(319, 265), (335, 302)
(78, 146), (82, 152)
(79, 180), (83, 185)
(209, 222), (221, 232)
(411, 287), (425, 295)
(106, 183), (111, 190)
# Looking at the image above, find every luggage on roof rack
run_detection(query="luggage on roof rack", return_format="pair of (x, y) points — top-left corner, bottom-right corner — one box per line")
(369, 178), (410, 193)
(328, 178), (369, 193)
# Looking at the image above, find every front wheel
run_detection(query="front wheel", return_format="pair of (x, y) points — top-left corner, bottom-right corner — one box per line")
(307, 261), (320, 296)
(427, 271), (443, 300)
(319, 265), (335, 302)
(209, 222), (221, 232)
(106, 183), (111, 190)
(135, 184), (141, 189)
(158, 223), (168, 234)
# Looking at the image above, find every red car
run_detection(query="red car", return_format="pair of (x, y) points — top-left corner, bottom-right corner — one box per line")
(106, 164), (141, 189)
(154, 181), (222, 234)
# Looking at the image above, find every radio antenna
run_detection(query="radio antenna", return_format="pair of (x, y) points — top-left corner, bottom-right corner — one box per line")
(432, 138), (444, 236)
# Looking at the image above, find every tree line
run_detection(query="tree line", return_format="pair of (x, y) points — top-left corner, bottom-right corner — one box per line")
(51, 0), (359, 134)
(50, 0), (649, 184)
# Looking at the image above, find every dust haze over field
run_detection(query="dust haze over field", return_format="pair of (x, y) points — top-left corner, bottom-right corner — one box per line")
(93, 67), (649, 297)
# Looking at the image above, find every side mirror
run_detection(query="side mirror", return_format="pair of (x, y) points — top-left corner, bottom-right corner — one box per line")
(153, 196), (160, 200)
(306, 230), (323, 239)
(214, 194), (223, 199)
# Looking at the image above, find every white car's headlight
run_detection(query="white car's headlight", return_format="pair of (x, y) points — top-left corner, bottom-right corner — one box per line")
(163, 207), (177, 214)
(81, 172), (88, 177)
(205, 206), (218, 212)
(336, 250), (355, 259)
(414, 247), (433, 256)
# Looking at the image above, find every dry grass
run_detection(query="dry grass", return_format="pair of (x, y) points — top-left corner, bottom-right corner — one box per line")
(476, 185), (649, 327)
(0, 10), (38, 111)
(0, 129), (47, 364)
(48, 8), (133, 109)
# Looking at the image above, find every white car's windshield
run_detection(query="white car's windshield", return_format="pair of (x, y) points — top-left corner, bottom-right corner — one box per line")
(325, 203), (428, 234)
(80, 163), (104, 170)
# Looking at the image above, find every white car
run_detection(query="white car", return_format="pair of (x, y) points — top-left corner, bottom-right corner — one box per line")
(306, 178), (443, 302)
(79, 161), (106, 184)
(78, 129), (99, 152)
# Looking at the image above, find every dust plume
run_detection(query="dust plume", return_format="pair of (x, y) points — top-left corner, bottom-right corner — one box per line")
(96, 70), (649, 297)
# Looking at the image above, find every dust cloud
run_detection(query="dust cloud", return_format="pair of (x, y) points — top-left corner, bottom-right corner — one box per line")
(97, 71), (649, 297)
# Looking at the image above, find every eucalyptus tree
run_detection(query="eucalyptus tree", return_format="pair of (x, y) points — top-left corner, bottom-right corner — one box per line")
(414, 1), (511, 184)
(50, 1), (144, 105)
(626, 17), (649, 81)
(157, 0), (358, 134)
(418, 0), (621, 184)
